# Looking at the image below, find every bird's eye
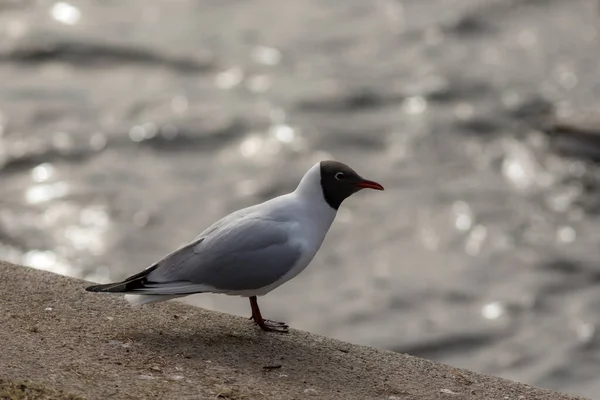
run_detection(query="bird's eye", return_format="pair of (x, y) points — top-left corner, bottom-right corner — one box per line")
(335, 172), (345, 180)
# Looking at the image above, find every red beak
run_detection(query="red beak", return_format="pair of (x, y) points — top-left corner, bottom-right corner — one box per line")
(355, 179), (384, 191)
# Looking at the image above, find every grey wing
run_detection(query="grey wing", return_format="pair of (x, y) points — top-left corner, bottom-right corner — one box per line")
(143, 217), (303, 293)
(193, 204), (260, 241)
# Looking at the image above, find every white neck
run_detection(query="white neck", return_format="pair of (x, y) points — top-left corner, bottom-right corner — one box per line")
(292, 162), (337, 245)
(294, 163), (322, 197)
(294, 162), (337, 217)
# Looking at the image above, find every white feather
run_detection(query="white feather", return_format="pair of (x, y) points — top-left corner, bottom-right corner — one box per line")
(124, 294), (183, 306)
(134, 282), (217, 294)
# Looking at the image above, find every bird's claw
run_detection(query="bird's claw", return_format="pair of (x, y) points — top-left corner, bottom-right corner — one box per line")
(251, 317), (289, 333)
(259, 321), (289, 333)
(264, 319), (287, 327)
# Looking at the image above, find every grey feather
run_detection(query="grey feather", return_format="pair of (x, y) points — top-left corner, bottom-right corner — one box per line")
(144, 215), (303, 292)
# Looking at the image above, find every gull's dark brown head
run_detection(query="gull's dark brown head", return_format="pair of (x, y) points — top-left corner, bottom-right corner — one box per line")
(319, 160), (384, 210)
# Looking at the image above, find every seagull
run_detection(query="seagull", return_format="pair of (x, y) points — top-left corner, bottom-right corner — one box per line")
(85, 160), (384, 333)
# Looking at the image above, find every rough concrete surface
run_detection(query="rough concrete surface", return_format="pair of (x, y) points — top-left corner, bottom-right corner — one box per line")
(0, 261), (587, 400)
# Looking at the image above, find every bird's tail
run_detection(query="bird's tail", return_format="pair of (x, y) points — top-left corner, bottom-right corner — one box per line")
(85, 264), (194, 307)
(85, 264), (170, 307)
(124, 294), (183, 306)
(85, 264), (160, 293)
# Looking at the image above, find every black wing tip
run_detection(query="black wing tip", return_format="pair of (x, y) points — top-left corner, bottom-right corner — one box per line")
(85, 265), (158, 293)
(85, 283), (118, 292)
(85, 282), (131, 293)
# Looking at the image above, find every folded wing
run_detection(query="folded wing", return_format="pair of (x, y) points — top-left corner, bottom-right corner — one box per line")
(87, 216), (302, 295)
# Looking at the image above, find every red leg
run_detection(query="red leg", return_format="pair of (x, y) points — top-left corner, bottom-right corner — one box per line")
(249, 296), (288, 333)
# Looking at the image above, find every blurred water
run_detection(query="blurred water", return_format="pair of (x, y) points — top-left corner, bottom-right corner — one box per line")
(2, 0), (600, 397)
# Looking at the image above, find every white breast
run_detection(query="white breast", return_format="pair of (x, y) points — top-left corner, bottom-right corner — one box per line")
(250, 191), (337, 296)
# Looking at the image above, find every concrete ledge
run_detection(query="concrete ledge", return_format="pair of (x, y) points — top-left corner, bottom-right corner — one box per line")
(0, 261), (586, 400)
